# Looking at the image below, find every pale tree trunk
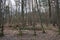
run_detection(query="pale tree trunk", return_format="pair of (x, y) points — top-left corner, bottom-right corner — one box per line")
(25, 0), (28, 26)
(32, 0), (36, 36)
(35, 0), (45, 33)
(28, 0), (32, 26)
(23, 0), (27, 27)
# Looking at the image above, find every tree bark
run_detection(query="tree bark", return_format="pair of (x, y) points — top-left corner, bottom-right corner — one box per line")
(0, 0), (4, 36)
(56, 0), (60, 34)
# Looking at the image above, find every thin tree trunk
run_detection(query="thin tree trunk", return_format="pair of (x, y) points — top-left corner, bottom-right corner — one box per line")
(0, 0), (4, 36)
(48, 0), (52, 25)
(48, 0), (51, 18)
(21, 0), (24, 28)
(32, 0), (36, 36)
(56, 0), (60, 34)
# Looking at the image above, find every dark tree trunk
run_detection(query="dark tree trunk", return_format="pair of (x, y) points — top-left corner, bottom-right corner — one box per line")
(21, 0), (25, 28)
(56, 0), (60, 34)
(48, 0), (51, 18)
(0, 0), (4, 36)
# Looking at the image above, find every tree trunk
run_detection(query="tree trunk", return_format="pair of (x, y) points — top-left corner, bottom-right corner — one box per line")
(48, 0), (51, 18)
(0, 0), (4, 36)
(35, 0), (45, 33)
(56, 0), (60, 34)
(21, 0), (24, 28)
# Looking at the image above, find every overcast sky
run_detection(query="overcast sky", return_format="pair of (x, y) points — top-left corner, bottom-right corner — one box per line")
(10, 0), (15, 5)
(6, 0), (46, 13)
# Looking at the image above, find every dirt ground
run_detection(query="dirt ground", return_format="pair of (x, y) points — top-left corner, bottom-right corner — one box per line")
(0, 24), (60, 40)
(0, 28), (60, 40)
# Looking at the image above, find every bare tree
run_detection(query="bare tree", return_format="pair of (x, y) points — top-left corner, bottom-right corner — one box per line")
(48, 0), (51, 24)
(36, 0), (45, 33)
(0, 0), (4, 36)
(56, 0), (60, 34)
(21, 0), (25, 28)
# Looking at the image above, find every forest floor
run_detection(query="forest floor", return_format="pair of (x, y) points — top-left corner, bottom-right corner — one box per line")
(0, 25), (60, 40)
